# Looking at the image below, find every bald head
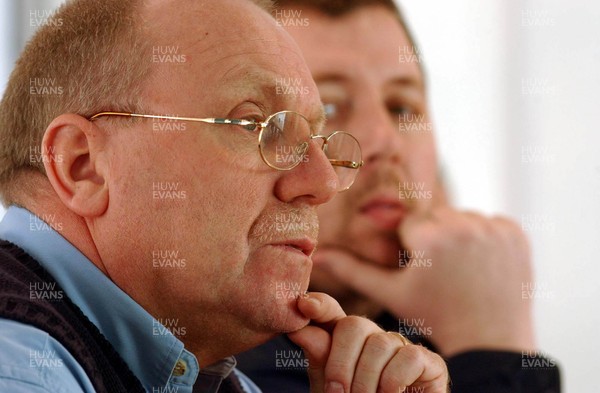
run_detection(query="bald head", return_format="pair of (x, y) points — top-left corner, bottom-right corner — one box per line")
(0, 0), (275, 206)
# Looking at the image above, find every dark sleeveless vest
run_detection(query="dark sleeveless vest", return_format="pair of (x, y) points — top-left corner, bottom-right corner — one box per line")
(0, 240), (145, 392)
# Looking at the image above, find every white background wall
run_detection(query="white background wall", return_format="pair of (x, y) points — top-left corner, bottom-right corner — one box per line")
(1, 0), (599, 391)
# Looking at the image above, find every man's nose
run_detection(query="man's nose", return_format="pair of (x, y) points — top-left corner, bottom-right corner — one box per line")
(352, 102), (404, 167)
(273, 139), (338, 205)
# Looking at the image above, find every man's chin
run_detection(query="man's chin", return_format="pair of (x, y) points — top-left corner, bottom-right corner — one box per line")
(280, 315), (310, 334)
(261, 296), (311, 334)
(267, 312), (309, 336)
(284, 294), (312, 331)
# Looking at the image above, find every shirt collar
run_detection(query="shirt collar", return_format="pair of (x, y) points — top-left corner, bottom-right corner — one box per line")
(0, 206), (201, 391)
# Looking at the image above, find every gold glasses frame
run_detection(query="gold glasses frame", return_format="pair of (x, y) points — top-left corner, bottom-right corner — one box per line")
(89, 110), (364, 190)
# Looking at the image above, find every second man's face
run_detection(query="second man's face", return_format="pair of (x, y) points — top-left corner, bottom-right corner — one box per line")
(284, 5), (439, 295)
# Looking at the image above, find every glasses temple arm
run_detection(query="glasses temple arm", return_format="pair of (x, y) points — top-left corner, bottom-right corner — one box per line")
(329, 159), (363, 169)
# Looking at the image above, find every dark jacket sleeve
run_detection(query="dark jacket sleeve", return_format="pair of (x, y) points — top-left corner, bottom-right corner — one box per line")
(382, 312), (562, 393)
(446, 350), (561, 393)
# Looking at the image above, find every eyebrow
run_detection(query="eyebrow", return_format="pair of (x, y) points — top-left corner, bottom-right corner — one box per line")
(311, 106), (327, 133)
(222, 69), (278, 103)
(388, 76), (425, 92)
(312, 73), (346, 85)
(223, 68), (325, 131)
(313, 73), (425, 92)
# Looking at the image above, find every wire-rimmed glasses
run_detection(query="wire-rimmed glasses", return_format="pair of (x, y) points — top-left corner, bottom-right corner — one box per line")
(89, 110), (363, 191)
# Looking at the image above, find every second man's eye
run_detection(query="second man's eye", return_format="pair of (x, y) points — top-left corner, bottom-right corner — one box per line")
(323, 102), (340, 120)
(391, 105), (414, 117)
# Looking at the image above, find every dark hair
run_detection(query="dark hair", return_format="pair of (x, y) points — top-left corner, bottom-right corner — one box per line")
(275, 0), (422, 64)
(278, 0), (397, 16)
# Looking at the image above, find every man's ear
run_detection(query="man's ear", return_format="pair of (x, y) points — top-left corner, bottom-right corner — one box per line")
(42, 113), (109, 218)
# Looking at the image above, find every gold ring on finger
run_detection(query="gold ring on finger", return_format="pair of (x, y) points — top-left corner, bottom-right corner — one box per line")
(387, 331), (412, 346)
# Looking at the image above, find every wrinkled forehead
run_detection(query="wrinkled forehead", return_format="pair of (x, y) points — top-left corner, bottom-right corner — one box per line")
(140, 0), (321, 117)
(142, 0), (284, 62)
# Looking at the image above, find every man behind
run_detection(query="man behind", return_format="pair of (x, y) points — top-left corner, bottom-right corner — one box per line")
(0, 0), (450, 392)
(236, 1), (561, 392)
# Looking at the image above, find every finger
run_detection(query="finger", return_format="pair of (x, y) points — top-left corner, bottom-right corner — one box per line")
(431, 173), (451, 210)
(324, 316), (382, 393)
(351, 332), (406, 393)
(287, 326), (331, 393)
(296, 292), (346, 332)
(399, 207), (454, 253)
(490, 215), (531, 249)
(380, 345), (449, 393)
(312, 250), (408, 314)
(398, 209), (438, 246)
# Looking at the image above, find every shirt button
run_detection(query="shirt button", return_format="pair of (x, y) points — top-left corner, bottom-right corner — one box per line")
(172, 359), (187, 377)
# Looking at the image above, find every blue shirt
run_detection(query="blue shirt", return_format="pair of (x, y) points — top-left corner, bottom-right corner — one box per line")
(0, 206), (261, 393)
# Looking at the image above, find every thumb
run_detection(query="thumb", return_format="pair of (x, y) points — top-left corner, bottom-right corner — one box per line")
(312, 249), (411, 316)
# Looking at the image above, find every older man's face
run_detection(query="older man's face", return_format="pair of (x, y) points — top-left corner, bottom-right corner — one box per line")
(284, 6), (438, 296)
(94, 0), (337, 348)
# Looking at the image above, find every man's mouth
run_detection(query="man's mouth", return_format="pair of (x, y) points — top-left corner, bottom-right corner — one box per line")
(270, 238), (316, 257)
(359, 195), (407, 231)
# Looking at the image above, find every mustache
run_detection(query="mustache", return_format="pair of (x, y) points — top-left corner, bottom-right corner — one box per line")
(357, 167), (402, 198)
(249, 205), (319, 245)
(367, 167), (403, 190)
(354, 167), (414, 204)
